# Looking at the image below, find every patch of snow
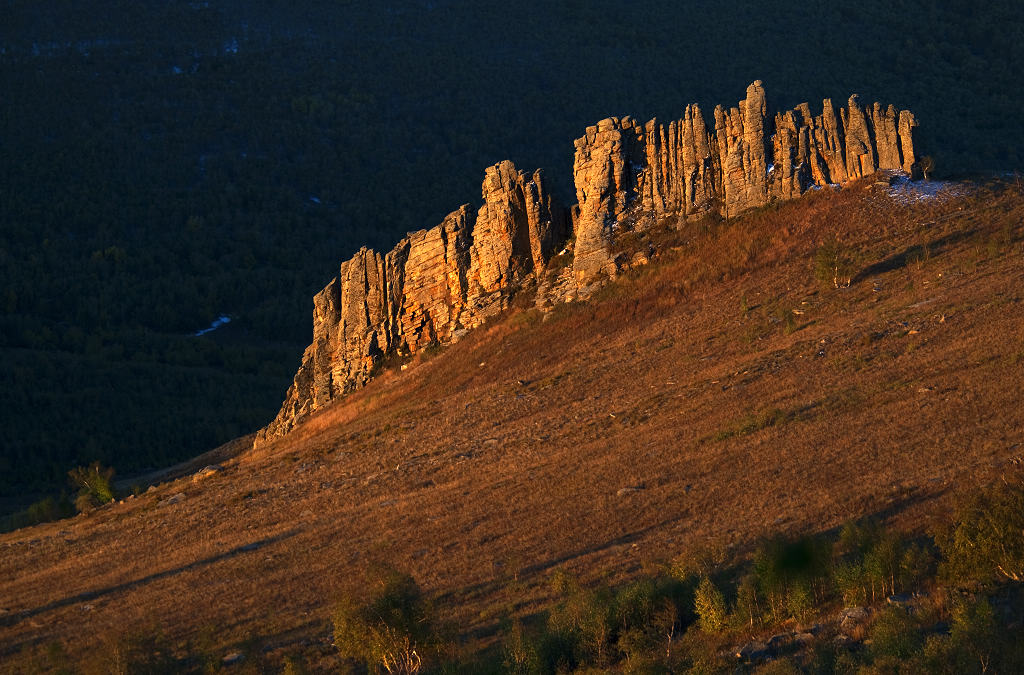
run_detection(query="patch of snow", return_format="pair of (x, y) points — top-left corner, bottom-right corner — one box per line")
(767, 163), (775, 174)
(309, 196), (321, 204)
(194, 315), (231, 337)
(887, 176), (966, 205)
(171, 65), (183, 75)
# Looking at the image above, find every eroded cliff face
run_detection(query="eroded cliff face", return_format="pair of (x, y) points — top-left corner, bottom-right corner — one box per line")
(256, 161), (567, 441)
(569, 81), (918, 280)
(257, 82), (919, 444)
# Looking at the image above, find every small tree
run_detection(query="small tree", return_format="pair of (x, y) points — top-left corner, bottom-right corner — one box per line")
(732, 573), (761, 630)
(919, 156), (935, 181)
(694, 576), (727, 633)
(69, 462), (115, 513)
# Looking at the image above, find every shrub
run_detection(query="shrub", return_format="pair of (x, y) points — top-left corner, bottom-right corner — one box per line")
(545, 574), (616, 666)
(813, 235), (859, 288)
(869, 606), (922, 662)
(332, 566), (440, 674)
(785, 582), (815, 623)
(68, 461), (116, 513)
(501, 620), (541, 675)
(1, 495), (75, 532)
(948, 598), (999, 673)
(937, 468), (1024, 586)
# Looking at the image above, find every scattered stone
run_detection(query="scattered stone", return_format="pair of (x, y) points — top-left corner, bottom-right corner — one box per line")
(616, 485), (645, 497)
(840, 606), (869, 632)
(192, 465), (223, 483)
(222, 652), (244, 666)
(887, 593), (913, 605)
(162, 493), (185, 506)
(767, 632), (794, 653)
(735, 641), (769, 661)
(840, 607), (869, 622)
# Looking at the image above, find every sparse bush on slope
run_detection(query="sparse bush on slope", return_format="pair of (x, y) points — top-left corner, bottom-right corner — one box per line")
(68, 461), (116, 513)
(938, 465), (1024, 586)
(332, 565), (445, 674)
(813, 235), (861, 289)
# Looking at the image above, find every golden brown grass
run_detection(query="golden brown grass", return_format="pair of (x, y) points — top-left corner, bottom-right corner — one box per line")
(1, 177), (1023, 670)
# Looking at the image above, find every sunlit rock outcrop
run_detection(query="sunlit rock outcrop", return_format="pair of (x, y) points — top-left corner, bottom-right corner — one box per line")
(256, 161), (567, 442)
(257, 82), (919, 444)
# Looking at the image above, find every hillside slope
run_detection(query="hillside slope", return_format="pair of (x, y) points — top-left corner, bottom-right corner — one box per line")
(5, 0), (1024, 504)
(1, 177), (1022, 669)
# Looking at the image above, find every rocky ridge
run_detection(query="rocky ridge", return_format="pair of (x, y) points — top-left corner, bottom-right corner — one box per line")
(256, 82), (918, 444)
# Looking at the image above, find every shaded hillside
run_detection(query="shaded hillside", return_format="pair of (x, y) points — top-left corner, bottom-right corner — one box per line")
(3, 0), (1024, 503)
(1, 177), (1022, 669)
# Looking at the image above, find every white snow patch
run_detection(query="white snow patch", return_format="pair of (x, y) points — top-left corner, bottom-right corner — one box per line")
(309, 196), (321, 204)
(887, 176), (966, 205)
(195, 315), (231, 337)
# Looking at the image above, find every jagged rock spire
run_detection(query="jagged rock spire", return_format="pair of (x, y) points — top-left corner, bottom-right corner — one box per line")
(257, 82), (918, 444)
(569, 81), (917, 280)
(256, 161), (567, 442)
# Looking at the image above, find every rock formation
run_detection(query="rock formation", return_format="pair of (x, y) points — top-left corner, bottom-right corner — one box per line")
(257, 82), (919, 444)
(568, 82), (918, 281)
(256, 161), (567, 441)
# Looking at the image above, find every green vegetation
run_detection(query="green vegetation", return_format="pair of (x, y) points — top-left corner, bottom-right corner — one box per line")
(694, 576), (728, 633)
(332, 565), (448, 674)
(481, 472), (1024, 672)
(68, 461), (116, 513)
(0, 494), (74, 532)
(937, 465), (1024, 584)
(813, 236), (860, 289)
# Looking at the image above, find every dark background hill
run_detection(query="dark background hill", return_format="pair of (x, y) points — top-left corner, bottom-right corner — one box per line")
(1, 0), (1022, 506)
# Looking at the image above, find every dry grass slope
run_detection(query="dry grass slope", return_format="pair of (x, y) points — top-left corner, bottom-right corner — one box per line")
(1, 177), (1023, 670)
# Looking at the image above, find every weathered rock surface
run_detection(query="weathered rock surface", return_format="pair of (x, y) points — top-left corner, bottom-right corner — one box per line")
(569, 81), (918, 281)
(258, 82), (919, 444)
(256, 161), (566, 442)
